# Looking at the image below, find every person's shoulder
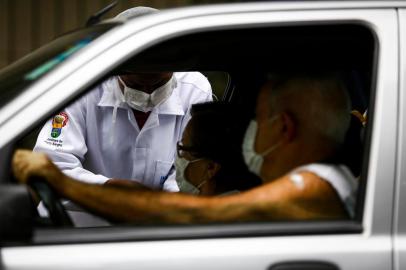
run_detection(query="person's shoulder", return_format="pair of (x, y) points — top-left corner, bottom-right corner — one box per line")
(253, 168), (335, 200)
(291, 163), (357, 192)
(174, 72), (212, 94)
(82, 77), (115, 103)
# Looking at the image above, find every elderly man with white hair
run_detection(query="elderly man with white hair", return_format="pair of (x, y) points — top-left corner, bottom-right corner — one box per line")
(32, 7), (212, 226)
(14, 73), (358, 223)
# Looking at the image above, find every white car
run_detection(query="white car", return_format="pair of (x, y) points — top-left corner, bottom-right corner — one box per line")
(0, 1), (404, 269)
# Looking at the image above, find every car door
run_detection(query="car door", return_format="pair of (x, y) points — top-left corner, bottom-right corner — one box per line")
(0, 3), (399, 270)
(393, 7), (406, 270)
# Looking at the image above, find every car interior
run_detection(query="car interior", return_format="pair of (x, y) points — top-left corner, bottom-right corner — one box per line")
(0, 22), (375, 245)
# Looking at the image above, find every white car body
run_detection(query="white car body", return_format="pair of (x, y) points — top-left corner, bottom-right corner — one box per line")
(0, 1), (405, 269)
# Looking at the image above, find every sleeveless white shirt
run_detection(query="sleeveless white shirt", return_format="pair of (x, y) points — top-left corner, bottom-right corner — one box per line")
(290, 163), (358, 218)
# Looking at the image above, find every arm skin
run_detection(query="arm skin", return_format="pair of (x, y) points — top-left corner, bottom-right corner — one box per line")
(104, 179), (150, 190)
(12, 150), (347, 224)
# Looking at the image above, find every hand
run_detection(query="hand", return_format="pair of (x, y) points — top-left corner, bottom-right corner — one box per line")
(12, 150), (61, 185)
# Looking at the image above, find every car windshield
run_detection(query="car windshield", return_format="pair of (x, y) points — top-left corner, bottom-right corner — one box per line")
(0, 23), (119, 109)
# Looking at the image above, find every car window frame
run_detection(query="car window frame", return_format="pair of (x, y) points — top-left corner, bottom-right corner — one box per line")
(0, 7), (397, 247)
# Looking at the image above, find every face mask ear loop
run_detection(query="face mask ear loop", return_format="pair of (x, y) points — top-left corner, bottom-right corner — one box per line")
(117, 76), (126, 89)
(196, 179), (208, 190)
(193, 158), (209, 191)
(259, 140), (282, 157)
(258, 114), (283, 156)
(150, 76), (176, 107)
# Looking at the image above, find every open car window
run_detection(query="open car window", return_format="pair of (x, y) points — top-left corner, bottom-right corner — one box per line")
(6, 20), (375, 244)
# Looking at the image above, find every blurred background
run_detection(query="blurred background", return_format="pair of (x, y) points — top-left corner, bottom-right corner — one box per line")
(0, 0), (240, 69)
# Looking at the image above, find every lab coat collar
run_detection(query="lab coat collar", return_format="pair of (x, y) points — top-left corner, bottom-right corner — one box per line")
(97, 77), (126, 108)
(97, 77), (184, 116)
(154, 89), (184, 116)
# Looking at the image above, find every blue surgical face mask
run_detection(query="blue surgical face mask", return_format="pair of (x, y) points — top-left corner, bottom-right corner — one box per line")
(242, 116), (281, 176)
(175, 156), (206, 194)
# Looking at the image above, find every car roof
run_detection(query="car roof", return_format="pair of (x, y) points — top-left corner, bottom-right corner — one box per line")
(110, 0), (406, 22)
(103, 1), (406, 23)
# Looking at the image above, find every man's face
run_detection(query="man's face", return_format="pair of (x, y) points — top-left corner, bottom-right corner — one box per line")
(254, 84), (280, 154)
(120, 72), (173, 93)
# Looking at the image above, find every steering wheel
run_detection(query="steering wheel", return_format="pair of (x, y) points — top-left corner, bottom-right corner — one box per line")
(29, 176), (73, 227)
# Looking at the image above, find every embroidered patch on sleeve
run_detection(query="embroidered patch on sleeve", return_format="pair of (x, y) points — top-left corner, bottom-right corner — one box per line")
(50, 112), (69, 138)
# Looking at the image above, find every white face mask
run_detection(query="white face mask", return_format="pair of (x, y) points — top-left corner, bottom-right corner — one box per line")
(118, 75), (177, 112)
(175, 156), (206, 194)
(242, 117), (281, 176)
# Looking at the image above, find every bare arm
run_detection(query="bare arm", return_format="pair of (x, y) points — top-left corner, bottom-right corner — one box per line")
(13, 150), (347, 224)
(104, 179), (150, 190)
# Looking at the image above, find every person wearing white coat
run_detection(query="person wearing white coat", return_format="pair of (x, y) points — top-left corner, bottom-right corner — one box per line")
(35, 72), (212, 189)
(33, 72), (212, 226)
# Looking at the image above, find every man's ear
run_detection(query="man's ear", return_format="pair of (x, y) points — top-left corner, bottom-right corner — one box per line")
(206, 161), (221, 180)
(280, 112), (296, 143)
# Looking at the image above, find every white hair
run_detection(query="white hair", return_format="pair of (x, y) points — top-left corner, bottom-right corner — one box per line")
(269, 74), (351, 146)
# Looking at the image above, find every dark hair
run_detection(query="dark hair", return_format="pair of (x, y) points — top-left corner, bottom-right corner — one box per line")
(188, 102), (261, 192)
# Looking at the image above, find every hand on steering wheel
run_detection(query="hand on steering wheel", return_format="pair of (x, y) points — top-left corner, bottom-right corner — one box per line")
(12, 150), (73, 227)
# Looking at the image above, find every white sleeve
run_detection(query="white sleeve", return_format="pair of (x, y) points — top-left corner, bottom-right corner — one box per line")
(33, 97), (109, 185)
(197, 75), (213, 103)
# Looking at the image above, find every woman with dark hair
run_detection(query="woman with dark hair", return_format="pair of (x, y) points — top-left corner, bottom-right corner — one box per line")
(175, 102), (261, 195)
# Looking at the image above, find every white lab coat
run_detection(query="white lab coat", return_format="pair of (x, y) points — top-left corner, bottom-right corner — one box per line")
(34, 72), (212, 226)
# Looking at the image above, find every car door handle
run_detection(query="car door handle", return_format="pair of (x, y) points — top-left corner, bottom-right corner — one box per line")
(269, 261), (339, 270)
